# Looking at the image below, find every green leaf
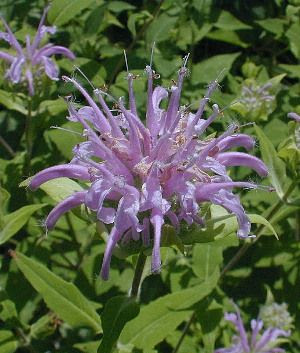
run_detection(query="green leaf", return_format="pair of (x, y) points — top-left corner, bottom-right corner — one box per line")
(74, 341), (99, 353)
(146, 13), (178, 44)
(192, 53), (240, 84)
(286, 23), (300, 58)
(192, 243), (223, 280)
(45, 122), (83, 160)
(48, 0), (96, 25)
(0, 89), (27, 115)
(248, 214), (278, 239)
(254, 125), (287, 198)
(215, 10), (251, 31)
(107, 1), (135, 13)
(0, 204), (46, 245)
(0, 330), (18, 353)
(98, 296), (140, 353)
(256, 18), (287, 36)
(30, 314), (56, 339)
(195, 300), (223, 352)
(279, 64), (300, 79)
(40, 177), (83, 203)
(119, 270), (219, 349)
(161, 224), (184, 253)
(206, 30), (249, 48)
(39, 99), (67, 116)
(0, 290), (18, 323)
(12, 251), (102, 333)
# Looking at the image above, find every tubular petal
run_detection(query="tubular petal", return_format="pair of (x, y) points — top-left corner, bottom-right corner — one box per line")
(217, 152), (268, 177)
(29, 164), (91, 190)
(46, 191), (86, 229)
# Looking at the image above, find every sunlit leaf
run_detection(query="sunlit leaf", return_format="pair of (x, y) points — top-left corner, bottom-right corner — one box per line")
(192, 53), (240, 84)
(0, 330), (18, 353)
(119, 270), (219, 349)
(48, 0), (96, 25)
(0, 204), (46, 245)
(12, 251), (102, 333)
(254, 125), (287, 198)
(98, 296), (140, 353)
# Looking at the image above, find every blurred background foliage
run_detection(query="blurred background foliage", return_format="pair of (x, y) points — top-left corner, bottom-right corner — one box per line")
(0, 0), (299, 352)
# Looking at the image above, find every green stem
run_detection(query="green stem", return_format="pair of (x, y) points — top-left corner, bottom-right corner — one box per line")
(25, 97), (33, 174)
(130, 249), (147, 298)
(0, 134), (15, 157)
(172, 312), (196, 353)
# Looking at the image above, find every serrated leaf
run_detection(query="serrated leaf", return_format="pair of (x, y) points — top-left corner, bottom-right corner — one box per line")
(12, 251), (102, 333)
(119, 270), (219, 349)
(192, 53), (240, 84)
(98, 296), (140, 353)
(48, 0), (96, 26)
(0, 204), (46, 245)
(254, 125), (286, 198)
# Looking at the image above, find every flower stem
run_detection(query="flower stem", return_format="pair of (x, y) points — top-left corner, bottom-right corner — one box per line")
(130, 249), (147, 298)
(172, 312), (196, 353)
(25, 97), (33, 174)
(0, 134), (15, 157)
(220, 180), (297, 277)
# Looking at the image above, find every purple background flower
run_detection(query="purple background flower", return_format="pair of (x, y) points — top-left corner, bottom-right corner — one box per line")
(0, 6), (75, 95)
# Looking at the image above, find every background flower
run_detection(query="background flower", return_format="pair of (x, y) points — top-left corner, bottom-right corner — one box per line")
(215, 303), (291, 353)
(0, 6), (75, 95)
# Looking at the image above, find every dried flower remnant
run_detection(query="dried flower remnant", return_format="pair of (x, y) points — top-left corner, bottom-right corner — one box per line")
(215, 303), (291, 353)
(0, 6), (75, 95)
(29, 53), (269, 280)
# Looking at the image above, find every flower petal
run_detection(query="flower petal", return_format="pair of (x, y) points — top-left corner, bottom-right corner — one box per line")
(41, 56), (59, 80)
(29, 164), (91, 190)
(217, 152), (268, 177)
(46, 191), (86, 230)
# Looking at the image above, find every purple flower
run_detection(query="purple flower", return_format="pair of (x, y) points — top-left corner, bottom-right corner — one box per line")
(29, 55), (268, 279)
(215, 303), (291, 353)
(287, 112), (300, 123)
(0, 6), (75, 95)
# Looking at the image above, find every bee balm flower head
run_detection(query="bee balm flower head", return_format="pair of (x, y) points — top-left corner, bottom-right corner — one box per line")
(215, 303), (291, 353)
(29, 53), (269, 280)
(0, 5), (75, 95)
